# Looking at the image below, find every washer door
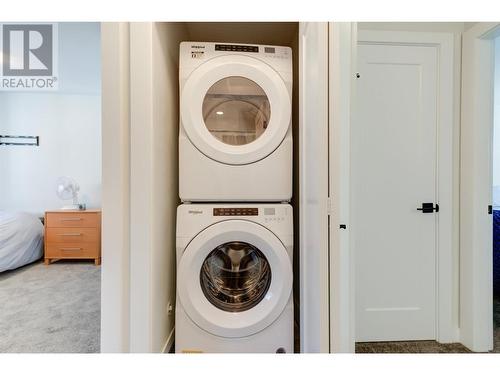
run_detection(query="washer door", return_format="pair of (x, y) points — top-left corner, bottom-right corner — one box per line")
(181, 55), (291, 165)
(177, 220), (292, 338)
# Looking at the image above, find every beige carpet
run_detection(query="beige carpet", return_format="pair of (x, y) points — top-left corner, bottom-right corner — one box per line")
(0, 260), (100, 353)
(356, 298), (500, 353)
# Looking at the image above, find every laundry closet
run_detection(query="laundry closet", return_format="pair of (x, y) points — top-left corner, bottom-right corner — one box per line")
(100, 22), (328, 353)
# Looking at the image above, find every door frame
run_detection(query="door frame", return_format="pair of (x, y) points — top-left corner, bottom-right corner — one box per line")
(101, 22), (131, 353)
(460, 22), (500, 352)
(328, 22), (356, 352)
(355, 30), (456, 343)
(299, 21), (330, 353)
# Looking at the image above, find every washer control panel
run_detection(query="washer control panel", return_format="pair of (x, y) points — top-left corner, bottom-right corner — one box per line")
(213, 207), (258, 216)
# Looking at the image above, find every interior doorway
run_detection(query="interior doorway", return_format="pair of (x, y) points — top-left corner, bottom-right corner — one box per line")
(353, 30), (455, 350)
(0, 22), (102, 353)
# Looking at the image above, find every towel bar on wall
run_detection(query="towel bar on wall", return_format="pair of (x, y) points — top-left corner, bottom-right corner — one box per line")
(0, 135), (39, 146)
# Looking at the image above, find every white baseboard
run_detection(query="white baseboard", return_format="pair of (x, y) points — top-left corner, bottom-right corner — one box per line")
(162, 327), (175, 353)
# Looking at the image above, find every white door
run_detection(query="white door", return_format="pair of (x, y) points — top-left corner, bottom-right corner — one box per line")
(354, 42), (438, 342)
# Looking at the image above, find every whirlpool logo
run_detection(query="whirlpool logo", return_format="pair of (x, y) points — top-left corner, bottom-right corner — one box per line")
(0, 23), (58, 91)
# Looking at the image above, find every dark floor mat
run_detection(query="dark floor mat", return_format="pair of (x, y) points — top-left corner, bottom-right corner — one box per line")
(356, 340), (471, 353)
(494, 298), (500, 329)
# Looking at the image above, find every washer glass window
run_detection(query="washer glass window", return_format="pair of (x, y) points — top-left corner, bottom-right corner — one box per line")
(200, 241), (272, 312)
(202, 76), (271, 146)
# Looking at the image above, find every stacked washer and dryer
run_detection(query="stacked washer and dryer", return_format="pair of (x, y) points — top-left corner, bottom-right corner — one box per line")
(176, 41), (294, 353)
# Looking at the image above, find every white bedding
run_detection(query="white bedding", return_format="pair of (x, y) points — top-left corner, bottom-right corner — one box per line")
(0, 211), (44, 272)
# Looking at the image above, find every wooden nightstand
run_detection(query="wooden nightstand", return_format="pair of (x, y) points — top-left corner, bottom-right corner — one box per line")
(44, 210), (101, 266)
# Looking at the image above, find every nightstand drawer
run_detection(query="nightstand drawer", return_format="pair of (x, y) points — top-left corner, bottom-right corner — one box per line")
(45, 243), (99, 259)
(46, 212), (99, 228)
(46, 227), (99, 243)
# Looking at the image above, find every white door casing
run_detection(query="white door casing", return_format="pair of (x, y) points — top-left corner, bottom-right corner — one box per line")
(181, 55), (291, 165)
(460, 22), (500, 352)
(354, 30), (455, 343)
(328, 22), (356, 353)
(100, 22), (131, 353)
(177, 220), (293, 338)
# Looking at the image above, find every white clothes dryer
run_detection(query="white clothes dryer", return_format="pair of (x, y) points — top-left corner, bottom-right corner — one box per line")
(179, 42), (293, 202)
(175, 203), (293, 353)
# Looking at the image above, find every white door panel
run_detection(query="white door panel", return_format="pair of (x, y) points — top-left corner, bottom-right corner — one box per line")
(354, 43), (438, 341)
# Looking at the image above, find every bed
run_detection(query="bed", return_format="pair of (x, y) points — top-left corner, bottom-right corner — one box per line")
(0, 211), (44, 273)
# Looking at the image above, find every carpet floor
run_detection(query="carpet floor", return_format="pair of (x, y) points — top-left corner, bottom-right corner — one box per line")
(356, 298), (500, 353)
(0, 260), (100, 353)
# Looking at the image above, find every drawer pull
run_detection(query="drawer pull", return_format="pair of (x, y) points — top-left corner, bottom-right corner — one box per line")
(60, 233), (83, 236)
(60, 248), (83, 251)
(60, 218), (83, 222)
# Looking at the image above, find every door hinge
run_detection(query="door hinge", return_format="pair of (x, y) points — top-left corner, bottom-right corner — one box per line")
(488, 205), (493, 215)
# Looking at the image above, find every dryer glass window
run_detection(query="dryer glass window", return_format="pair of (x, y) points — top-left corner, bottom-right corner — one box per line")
(202, 77), (271, 145)
(200, 241), (271, 312)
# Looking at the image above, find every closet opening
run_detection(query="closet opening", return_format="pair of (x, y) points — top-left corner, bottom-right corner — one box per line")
(179, 22), (300, 352)
(150, 22), (300, 352)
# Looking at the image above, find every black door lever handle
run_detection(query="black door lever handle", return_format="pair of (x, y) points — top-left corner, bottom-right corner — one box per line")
(417, 203), (439, 213)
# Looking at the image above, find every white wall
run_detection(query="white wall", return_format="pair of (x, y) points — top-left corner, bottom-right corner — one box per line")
(0, 23), (101, 215)
(101, 22), (131, 353)
(128, 22), (188, 353)
(151, 22), (186, 352)
(493, 37), (500, 205)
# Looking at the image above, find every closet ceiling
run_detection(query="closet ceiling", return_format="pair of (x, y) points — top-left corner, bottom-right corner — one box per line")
(185, 22), (298, 47)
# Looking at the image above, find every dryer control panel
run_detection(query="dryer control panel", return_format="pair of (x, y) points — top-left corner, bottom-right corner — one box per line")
(213, 207), (258, 216)
(180, 41), (292, 76)
(215, 44), (259, 53)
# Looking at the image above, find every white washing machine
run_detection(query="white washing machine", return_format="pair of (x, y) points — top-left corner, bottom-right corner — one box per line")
(179, 42), (293, 202)
(175, 203), (293, 353)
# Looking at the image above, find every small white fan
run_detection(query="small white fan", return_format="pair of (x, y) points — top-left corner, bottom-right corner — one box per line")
(56, 176), (84, 210)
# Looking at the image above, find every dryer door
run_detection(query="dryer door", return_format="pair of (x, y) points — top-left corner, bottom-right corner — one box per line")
(181, 55), (291, 165)
(177, 220), (293, 338)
